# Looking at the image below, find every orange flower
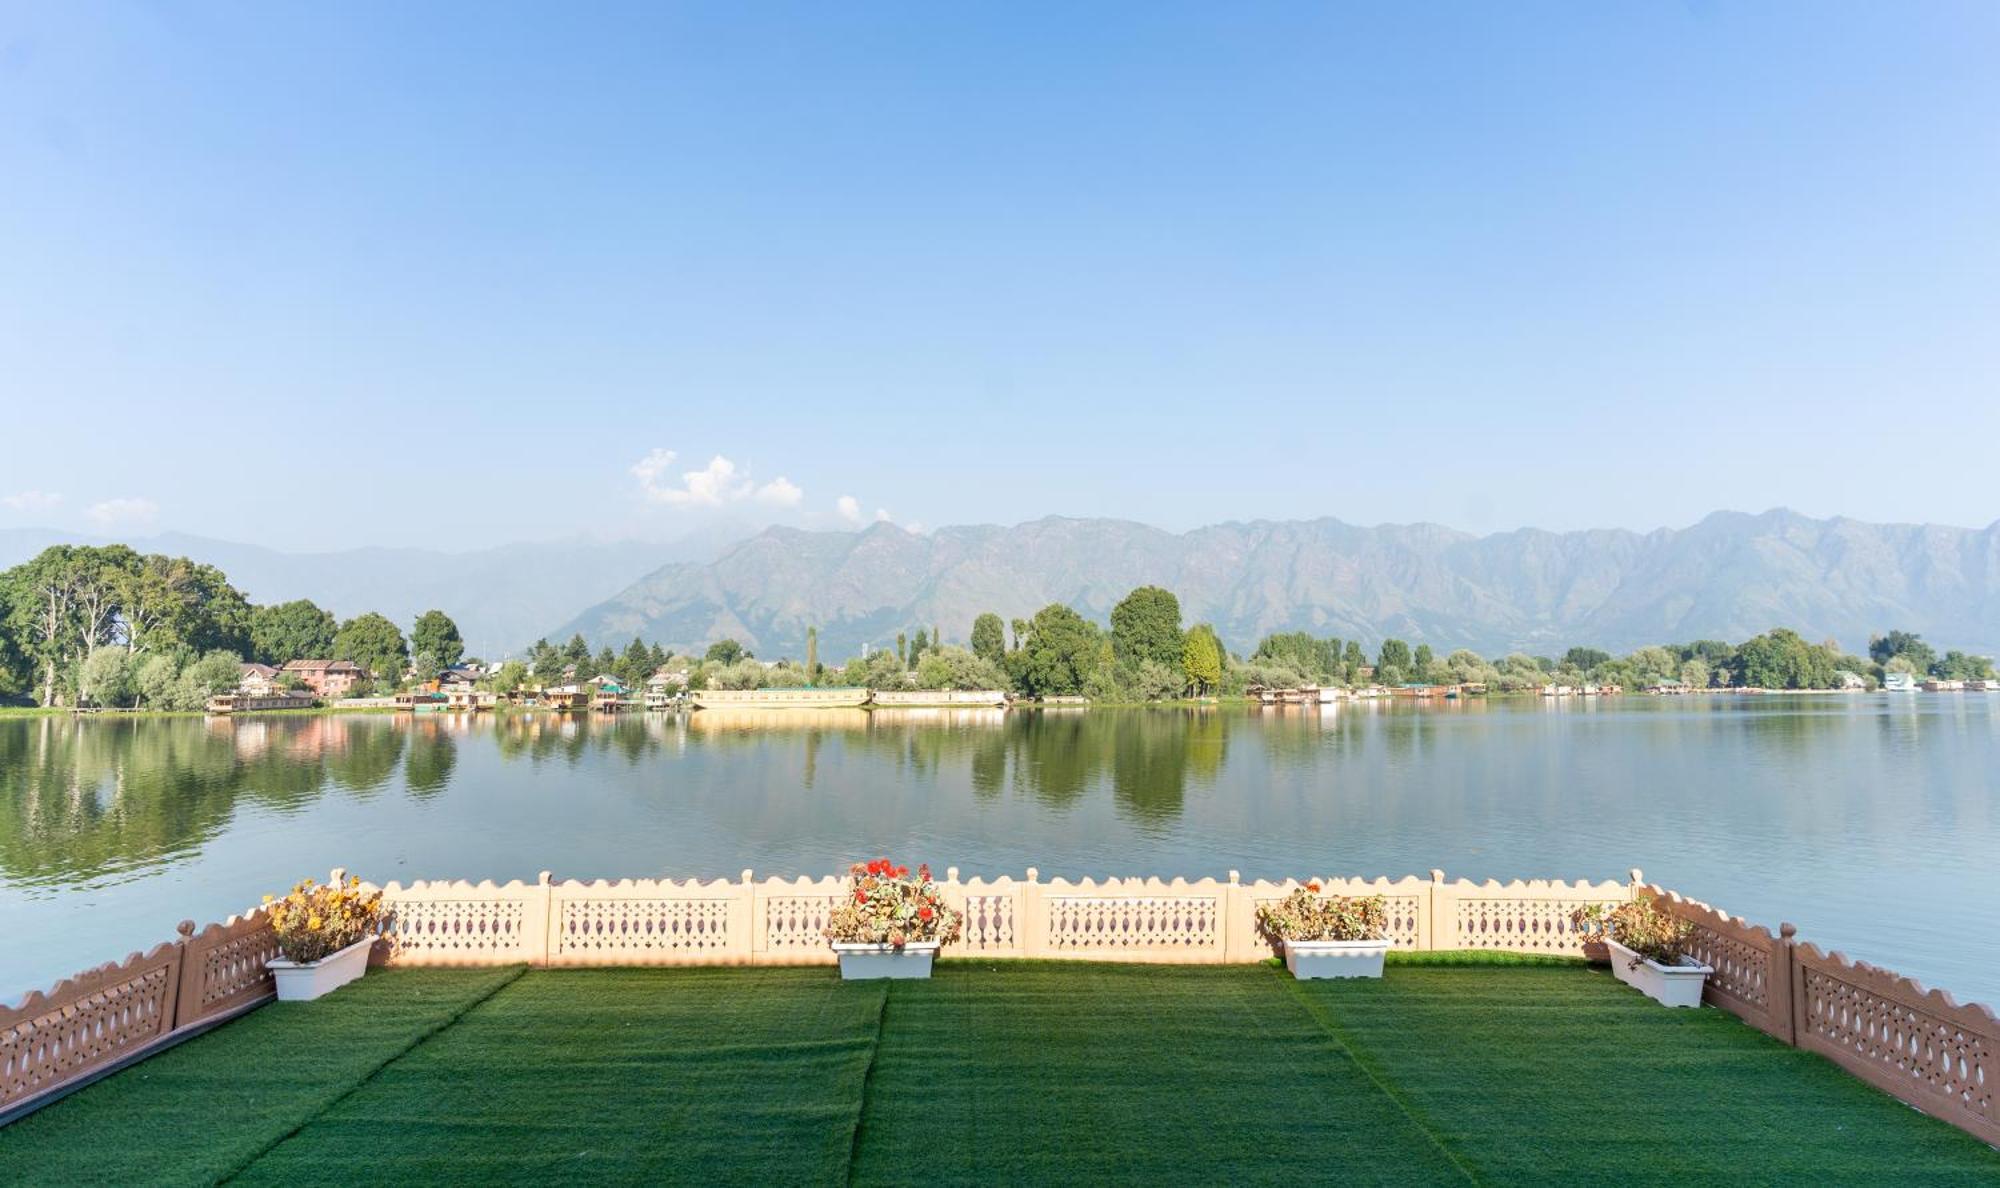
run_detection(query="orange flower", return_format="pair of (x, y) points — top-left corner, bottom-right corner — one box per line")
(1306, 881), (1322, 893)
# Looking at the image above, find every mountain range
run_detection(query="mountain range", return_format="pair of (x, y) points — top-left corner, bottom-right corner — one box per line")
(550, 510), (2000, 660)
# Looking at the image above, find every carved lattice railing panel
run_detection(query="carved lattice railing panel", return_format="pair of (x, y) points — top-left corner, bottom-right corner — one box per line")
(758, 877), (845, 963)
(553, 884), (736, 963)
(1040, 879), (1225, 959)
(1795, 944), (1996, 1146)
(376, 881), (534, 964)
(180, 911), (279, 1024)
(1442, 878), (1627, 955)
(1647, 885), (1788, 1039)
(0, 943), (181, 1112)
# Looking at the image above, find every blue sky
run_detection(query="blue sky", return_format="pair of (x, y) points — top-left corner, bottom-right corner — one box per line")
(2, 3), (1997, 550)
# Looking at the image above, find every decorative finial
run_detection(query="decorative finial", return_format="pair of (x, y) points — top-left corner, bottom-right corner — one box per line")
(538, 870), (552, 886)
(1228, 870), (1240, 885)
(946, 866), (959, 883)
(1781, 922), (1797, 939)
(1026, 866), (1040, 883)
(177, 920), (196, 939)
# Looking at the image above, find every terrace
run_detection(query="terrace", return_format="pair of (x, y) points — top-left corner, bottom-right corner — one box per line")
(3, 958), (1998, 1185)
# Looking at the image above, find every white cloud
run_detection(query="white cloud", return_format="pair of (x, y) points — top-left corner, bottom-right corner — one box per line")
(874, 508), (893, 523)
(86, 497), (160, 531)
(836, 495), (863, 524)
(631, 448), (805, 510)
(754, 477), (803, 507)
(2, 490), (62, 515)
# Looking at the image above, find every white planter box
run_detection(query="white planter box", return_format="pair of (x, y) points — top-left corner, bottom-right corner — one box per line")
(1283, 938), (1390, 979)
(831, 941), (940, 980)
(268, 936), (374, 1002)
(1606, 938), (1712, 1008)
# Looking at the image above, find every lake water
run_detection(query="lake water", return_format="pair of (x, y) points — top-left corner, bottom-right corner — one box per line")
(3, 697), (1996, 1004)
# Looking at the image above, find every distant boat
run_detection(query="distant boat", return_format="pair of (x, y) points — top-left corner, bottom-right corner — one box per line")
(693, 687), (872, 710)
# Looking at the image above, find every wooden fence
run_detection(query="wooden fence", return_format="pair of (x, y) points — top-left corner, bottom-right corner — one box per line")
(1651, 885), (1997, 1147)
(0, 912), (278, 1124)
(6, 868), (1995, 1149)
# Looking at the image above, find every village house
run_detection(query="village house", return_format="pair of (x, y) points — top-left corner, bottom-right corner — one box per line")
(280, 659), (367, 699)
(237, 663), (282, 696)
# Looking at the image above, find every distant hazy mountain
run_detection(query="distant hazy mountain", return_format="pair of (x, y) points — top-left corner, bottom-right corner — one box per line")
(0, 529), (726, 659)
(549, 510), (2000, 659)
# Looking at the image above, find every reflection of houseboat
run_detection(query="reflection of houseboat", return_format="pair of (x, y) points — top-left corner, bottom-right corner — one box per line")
(871, 689), (1009, 708)
(693, 687), (872, 710)
(205, 691), (317, 715)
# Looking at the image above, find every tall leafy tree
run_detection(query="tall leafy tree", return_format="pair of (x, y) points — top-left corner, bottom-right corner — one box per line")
(1182, 623), (1224, 696)
(705, 638), (747, 665)
(910, 628), (930, 664)
(1376, 638), (1412, 674)
(250, 599), (339, 664)
(1109, 585), (1184, 671)
(805, 626), (819, 684)
(410, 610), (466, 669)
(1014, 604), (1102, 697)
(333, 612), (409, 681)
(971, 613), (1006, 665)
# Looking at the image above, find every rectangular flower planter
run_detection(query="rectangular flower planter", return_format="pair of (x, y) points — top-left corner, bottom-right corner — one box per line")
(1283, 938), (1390, 979)
(832, 941), (940, 980)
(1605, 938), (1713, 1008)
(268, 936), (374, 1001)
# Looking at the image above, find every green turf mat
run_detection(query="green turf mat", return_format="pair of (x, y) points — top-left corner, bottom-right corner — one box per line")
(849, 961), (1471, 1186)
(229, 967), (888, 1187)
(0, 967), (525, 1188)
(1292, 965), (2000, 1186)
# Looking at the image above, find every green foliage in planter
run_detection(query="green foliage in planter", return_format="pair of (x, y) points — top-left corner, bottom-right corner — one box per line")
(822, 858), (964, 948)
(1254, 884), (1387, 942)
(1573, 897), (1694, 968)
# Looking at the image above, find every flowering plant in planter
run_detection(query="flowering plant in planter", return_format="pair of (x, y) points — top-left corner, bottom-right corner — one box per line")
(265, 874), (383, 964)
(1257, 883), (1391, 980)
(1571, 898), (1692, 969)
(1255, 883), (1387, 943)
(823, 859), (963, 948)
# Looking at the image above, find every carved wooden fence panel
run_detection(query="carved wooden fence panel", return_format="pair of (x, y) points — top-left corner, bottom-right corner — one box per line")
(1, 907), (275, 1122)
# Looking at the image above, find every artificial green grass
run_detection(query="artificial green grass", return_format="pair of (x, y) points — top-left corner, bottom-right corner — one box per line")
(850, 962), (1470, 1185)
(4, 962), (1996, 1186)
(0, 967), (524, 1187)
(1292, 965), (2000, 1186)
(231, 967), (888, 1187)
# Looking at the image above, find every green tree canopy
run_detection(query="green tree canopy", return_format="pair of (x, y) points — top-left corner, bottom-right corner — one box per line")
(971, 613), (1006, 665)
(1109, 586), (1184, 672)
(1376, 638), (1412, 674)
(410, 610), (465, 669)
(1014, 604), (1102, 697)
(333, 612), (409, 681)
(705, 638), (748, 665)
(249, 599), (339, 664)
(1182, 623), (1224, 696)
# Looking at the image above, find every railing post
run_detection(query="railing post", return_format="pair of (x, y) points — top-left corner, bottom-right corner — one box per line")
(1428, 869), (1449, 951)
(742, 869), (760, 965)
(1222, 871), (1256, 962)
(170, 919), (199, 1030)
(1628, 868), (1645, 902)
(1775, 922), (1799, 1046)
(526, 871), (553, 967)
(1021, 867), (1045, 958)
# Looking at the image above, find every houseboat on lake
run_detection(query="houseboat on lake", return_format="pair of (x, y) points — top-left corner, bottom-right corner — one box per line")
(693, 687), (872, 710)
(540, 685), (591, 712)
(871, 689), (1009, 708)
(204, 691), (317, 715)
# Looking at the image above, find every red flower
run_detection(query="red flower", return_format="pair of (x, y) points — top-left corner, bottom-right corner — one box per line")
(1306, 881), (1322, 893)
(854, 890), (867, 904)
(894, 865), (909, 879)
(918, 906), (934, 920)
(918, 863), (931, 881)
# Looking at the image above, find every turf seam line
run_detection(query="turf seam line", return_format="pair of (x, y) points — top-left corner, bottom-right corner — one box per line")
(213, 965), (530, 1185)
(1273, 967), (1484, 1187)
(841, 982), (892, 1187)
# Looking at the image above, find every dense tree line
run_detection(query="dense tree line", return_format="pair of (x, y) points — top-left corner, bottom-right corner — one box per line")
(0, 545), (487, 708)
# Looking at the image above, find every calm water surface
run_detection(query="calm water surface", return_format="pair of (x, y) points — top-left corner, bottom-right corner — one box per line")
(2, 697), (1995, 1002)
